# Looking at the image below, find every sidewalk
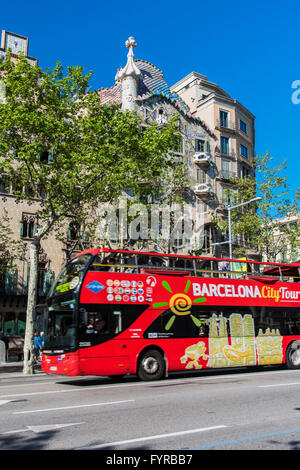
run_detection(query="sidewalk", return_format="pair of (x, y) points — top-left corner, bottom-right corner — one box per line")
(0, 359), (44, 376)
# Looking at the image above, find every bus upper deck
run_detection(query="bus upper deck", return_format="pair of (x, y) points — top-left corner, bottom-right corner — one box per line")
(67, 248), (300, 282)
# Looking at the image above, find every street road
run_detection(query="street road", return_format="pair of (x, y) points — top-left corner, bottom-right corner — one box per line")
(1, 366), (300, 451)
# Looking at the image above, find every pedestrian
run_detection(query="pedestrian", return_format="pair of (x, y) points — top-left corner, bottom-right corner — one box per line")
(2, 331), (10, 362)
(33, 331), (42, 360)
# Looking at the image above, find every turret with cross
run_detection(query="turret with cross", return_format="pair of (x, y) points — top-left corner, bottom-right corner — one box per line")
(116, 36), (141, 112)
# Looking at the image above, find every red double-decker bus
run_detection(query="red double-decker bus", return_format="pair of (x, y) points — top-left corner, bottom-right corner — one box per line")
(41, 249), (300, 380)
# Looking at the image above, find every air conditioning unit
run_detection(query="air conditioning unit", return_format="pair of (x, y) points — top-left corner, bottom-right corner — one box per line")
(193, 152), (211, 166)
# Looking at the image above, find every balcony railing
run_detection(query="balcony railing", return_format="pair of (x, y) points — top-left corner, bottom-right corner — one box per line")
(217, 170), (238, 180)
(216, 119), (236, 131)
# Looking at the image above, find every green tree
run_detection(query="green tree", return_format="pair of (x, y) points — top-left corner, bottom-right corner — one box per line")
(0, 53), (186, 374)
(0, 207), (22, 274)
(216, 152), (299, 261)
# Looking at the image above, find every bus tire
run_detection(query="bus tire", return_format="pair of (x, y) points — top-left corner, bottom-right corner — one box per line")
(286, 341), (300, 369)
(137, 349), (165, 381)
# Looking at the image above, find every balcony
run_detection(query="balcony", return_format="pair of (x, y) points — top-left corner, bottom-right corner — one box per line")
(217, 170), (238, 181)
(194, 182), (213, 198)
(216, 119), (236, 132)
(193, 152), (211, 167)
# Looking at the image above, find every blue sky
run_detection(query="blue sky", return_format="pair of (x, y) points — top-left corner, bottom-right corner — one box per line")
(1, 0), (299, 198)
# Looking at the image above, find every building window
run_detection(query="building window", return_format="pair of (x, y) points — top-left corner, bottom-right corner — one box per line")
(219, 110), (229, 128)
(240, 144), (248, 159)
(220, 136), (230, 155)
(240, 120), (248, 134)
(0, 175), (10, 193)
(221, 160), (230, 179)
(222, 187), (235, 207)
(195, 139), (210, 153)
(67, 221), (80, 241)
(197, 169), (206, 184)
(39, 150), (54, 165)
(242, 166), (250, 178)
(20, 214), (36, 239)
(157, 108), (168, 125)
(174, 136), (184, 153)
(195, 139), (205, 152)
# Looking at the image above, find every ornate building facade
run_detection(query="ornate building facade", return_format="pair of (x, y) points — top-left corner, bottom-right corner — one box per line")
(98, 37), (218, 255)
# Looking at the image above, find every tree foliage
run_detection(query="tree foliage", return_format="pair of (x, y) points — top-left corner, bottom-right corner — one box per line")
(0, 208), (22, 274)
(216, 152), (299, 261)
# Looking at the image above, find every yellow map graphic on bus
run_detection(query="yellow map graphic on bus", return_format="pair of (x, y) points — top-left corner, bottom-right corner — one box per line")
(180, 313), (283, 369)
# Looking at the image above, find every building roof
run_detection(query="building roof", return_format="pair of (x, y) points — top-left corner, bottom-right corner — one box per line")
(98, 59), (189, 112)
(97, 59), (216, 137)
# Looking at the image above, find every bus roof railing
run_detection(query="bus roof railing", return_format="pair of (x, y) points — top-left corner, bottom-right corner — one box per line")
(75, 248), (300, 281)
(92, 247), (300, 268)
(89, 260), (300, 281)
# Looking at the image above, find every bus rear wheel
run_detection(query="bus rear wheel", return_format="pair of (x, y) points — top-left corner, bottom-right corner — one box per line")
(286, 341), (300, 369)
(138, 350), (165, 381)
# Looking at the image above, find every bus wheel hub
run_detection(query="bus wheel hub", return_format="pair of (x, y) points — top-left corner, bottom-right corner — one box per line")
(142, 357), (158, 374)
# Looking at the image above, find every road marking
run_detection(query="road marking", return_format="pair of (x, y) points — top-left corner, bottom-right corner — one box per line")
(13, 399), (134, 414)
(0, 385), (113, 398)
(76, 425), (227, 450)
(189, 427), (300, 449)
(259, 382), (300, 388)
(1, 368), (300, 400)
(0, 400), (12, 406)
(1, 423), (84, 435)
(0, 374), (282, 399)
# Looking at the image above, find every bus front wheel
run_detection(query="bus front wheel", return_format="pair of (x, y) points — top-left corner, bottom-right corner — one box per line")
(286, 341), (300, 369)
(137, 350), (165, 381)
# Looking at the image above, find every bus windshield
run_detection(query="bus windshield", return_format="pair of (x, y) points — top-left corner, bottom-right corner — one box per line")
(49, 254), (92, 296)
(44, 298), (76, 349)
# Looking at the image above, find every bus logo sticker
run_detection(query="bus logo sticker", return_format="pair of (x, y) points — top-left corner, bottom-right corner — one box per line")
(85, 281), (106, 293)
(152, 280), (206, 331)
(146, 276), (157, 287)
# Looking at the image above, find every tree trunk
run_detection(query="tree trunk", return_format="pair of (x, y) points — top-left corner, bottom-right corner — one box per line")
(23, 240), (39, 375)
